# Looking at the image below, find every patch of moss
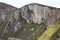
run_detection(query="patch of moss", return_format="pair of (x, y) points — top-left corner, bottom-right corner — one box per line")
(22, 22), (35, 28)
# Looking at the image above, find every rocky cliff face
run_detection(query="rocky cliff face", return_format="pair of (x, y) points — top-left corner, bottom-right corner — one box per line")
(0, 2), (19, 40)
(20, 3), (60, 25)
(0, 2), (17, 24)
(0, 3), (60, 40)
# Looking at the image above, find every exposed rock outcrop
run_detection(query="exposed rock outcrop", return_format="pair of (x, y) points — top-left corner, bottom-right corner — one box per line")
(20, 3), (60, 25)
(0, 2), (60, 40)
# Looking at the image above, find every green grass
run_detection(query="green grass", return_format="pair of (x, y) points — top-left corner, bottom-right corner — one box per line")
(37, 18), (60, 40)
(22, 22), (35, 28)
(29, 23), (47, 40)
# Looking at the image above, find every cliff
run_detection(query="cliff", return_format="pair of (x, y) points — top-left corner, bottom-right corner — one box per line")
(0, 3), (60, 40)
(19, 3), (60, 25)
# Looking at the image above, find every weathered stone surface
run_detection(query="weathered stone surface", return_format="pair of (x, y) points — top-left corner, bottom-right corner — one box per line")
(20, 3), (60, 25)
(0, 2), (60, 40)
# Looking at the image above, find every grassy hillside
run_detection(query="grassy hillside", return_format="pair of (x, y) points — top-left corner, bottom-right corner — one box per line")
(37, 18), (60, 40)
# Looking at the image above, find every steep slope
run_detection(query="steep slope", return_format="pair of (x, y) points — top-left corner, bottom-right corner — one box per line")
(18, 3), (60, 40)
(0, 2), (18, 40)
(0, 3), (60, 40)
(0, 2), (18, 24)
(19, 3), (60, 25)
(37, 18), (60, 40)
